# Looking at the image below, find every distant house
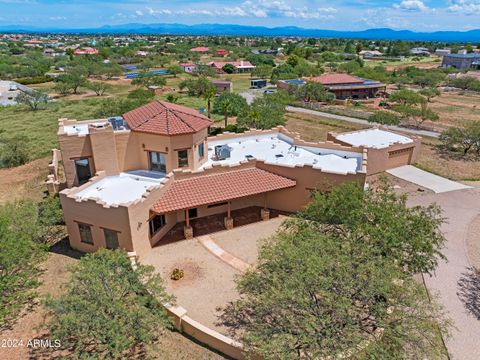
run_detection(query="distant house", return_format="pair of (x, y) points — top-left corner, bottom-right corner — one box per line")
(435, 49), (451, 57)
(410, 47), (430, 56)
(208, 61), (255, 74)
(0, 80), (33, 106)
(74, 47), (98, 55)
(359, 50), (383, 59)
(441, 53), (480, 70)
(180, 63), (198, 73)
(190, 47), (210, 53)
(216, 49), (229, 57)
(278, 74), (386, 100)
(136, 50), (148, 57)
(211, 80), (233, 94)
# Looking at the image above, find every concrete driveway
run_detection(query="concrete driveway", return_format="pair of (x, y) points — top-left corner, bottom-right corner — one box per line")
(405, 187), (480, 360)
(387, 165), (472, 193)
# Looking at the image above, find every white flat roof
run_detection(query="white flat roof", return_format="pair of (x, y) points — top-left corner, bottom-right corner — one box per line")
(74, 172), (164, 205)
(202, 133), (361, 175)
(336, 128), (413, 149)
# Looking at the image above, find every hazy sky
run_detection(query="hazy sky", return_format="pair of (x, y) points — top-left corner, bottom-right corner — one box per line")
(1, 0), (479, 31)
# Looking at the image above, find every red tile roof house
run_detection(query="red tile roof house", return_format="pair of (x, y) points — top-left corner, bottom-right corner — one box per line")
(208, 61), (255, 74)
(306, 74), (386, 100)
(49, 100), (371, 257)
(73, 47), (99, 55)
(216, 49), (229, 57)
(190, 46), (210, 53)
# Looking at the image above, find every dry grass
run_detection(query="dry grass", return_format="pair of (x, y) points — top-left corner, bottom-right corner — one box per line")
(285, 111), (367, 142)
(429, 92), (480, 128)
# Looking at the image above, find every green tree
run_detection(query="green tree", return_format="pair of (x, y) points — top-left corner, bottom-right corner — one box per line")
(86, 81), (111, 96)
(44, 249), (173, 359)
(221, 182), (448, 359)
(15, 90), (48, 111)
(213, 92), (248, 127)
(203, 86), (217, 119)
(252, 64), (273, 79)
(0, 200), (47, 327)
(131, 72), (167, 89)
(294, 82), (335, 103)
(368, 111), (401, 125)
(419, 87), (441, 102)
(167, 64), (182, 78)
(237, 93), (289, 129)
(0, 135), (29, 167)
(222, 63), (236, 74)
(440, 121), (480, 155)
(54, 81), (71, 96)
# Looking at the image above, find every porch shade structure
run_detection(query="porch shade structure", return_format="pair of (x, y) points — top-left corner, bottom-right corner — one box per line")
(151, 168), (296, 214)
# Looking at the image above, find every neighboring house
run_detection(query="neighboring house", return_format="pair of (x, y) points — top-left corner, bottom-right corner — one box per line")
(410, 47), (431, 56)
(435, 49), (451, 56)
(208, 61), (255, 74)
(190, 46), (210, 53)
(74, 47), (99, 55)
(359, 50), (383, 59)
(43, 48), (65, 57)
(0, 80), (33, 106)
(251, 79), (268, 88)
(278, 74), (386, 100)
(180, 63), (198, 73)
(51, 100), (368, 256)
(328, 128), (421, 175)
(441, 53), (480, 70)
(211, 80), (233, 94)
(136, 50), (148, 57)
(216, 49), (229, 57)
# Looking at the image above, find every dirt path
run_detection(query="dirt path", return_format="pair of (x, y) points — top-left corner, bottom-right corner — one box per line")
(0, 158), (49, 204)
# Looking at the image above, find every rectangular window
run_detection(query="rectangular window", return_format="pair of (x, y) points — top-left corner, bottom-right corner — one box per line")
(198, 143), (205, 160)
(149, 214), (166, 237)
(74, 158), (92, 185)
(78, 223), (93, 244)
(177, 149), (188, 168)
(149, 151), (167, 173)
(104, 229), (119, 249)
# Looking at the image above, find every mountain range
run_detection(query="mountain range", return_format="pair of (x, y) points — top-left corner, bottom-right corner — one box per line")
(1, 23), (479, 42)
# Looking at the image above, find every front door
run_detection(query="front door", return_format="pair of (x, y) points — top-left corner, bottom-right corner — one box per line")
(74, 158), (92, 185)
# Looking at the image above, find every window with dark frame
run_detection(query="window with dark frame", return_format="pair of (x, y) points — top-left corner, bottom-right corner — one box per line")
(149, 151), (167, 173)
(177, 149), (188, 167)
(74, 158), (92, 185)
(198, 142), (205, 160)
(104, 229), (119, 249)
(78, 223), (93, 244)
(149, 214), (166, 237)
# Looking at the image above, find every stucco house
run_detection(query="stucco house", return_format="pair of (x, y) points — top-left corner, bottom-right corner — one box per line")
(50, 100), (371, 257)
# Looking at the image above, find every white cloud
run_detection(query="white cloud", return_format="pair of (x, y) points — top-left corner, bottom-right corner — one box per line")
(135, 10), (143, 16)
(221, 7), (248, 17)
(448, 0), (480, 14)
(49, 16), (66, 21)
(394, 0), (428, 11)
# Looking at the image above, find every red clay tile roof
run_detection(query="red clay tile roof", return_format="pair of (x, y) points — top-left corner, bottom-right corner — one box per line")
(307, 73), (365, 85)
(190, 47), (210, 52)
(123, 100), (212, 136)
(152, 168), (296, 213)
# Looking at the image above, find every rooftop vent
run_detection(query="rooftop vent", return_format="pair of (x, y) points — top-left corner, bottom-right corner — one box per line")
(215, 144), (231, 160)
(275, 154), (284, 158)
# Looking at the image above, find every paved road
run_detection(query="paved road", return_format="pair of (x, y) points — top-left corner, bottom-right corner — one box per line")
(397, 185), (480, 359)
(286, 105), (441, 138)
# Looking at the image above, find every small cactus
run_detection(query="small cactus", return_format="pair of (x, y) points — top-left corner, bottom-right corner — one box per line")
(171, 268), (184, 281)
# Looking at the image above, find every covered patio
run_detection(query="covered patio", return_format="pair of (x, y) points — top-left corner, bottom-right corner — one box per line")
(150, 167), (296, 244)
(154, 206), (287, 245)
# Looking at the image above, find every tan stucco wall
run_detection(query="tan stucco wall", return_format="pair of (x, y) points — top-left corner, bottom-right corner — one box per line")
(327, 129), (422, 175)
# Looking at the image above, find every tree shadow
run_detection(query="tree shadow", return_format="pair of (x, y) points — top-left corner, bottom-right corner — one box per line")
(457, 266), (480, 320)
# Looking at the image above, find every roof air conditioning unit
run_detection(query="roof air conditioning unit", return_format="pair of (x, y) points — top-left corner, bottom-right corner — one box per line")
(215, 144), (231, 160)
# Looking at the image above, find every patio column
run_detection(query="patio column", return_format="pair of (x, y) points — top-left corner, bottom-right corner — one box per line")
(184, 209), (193, 239)
(261, 193), (270, 221)
(224, 201), (234, 230)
